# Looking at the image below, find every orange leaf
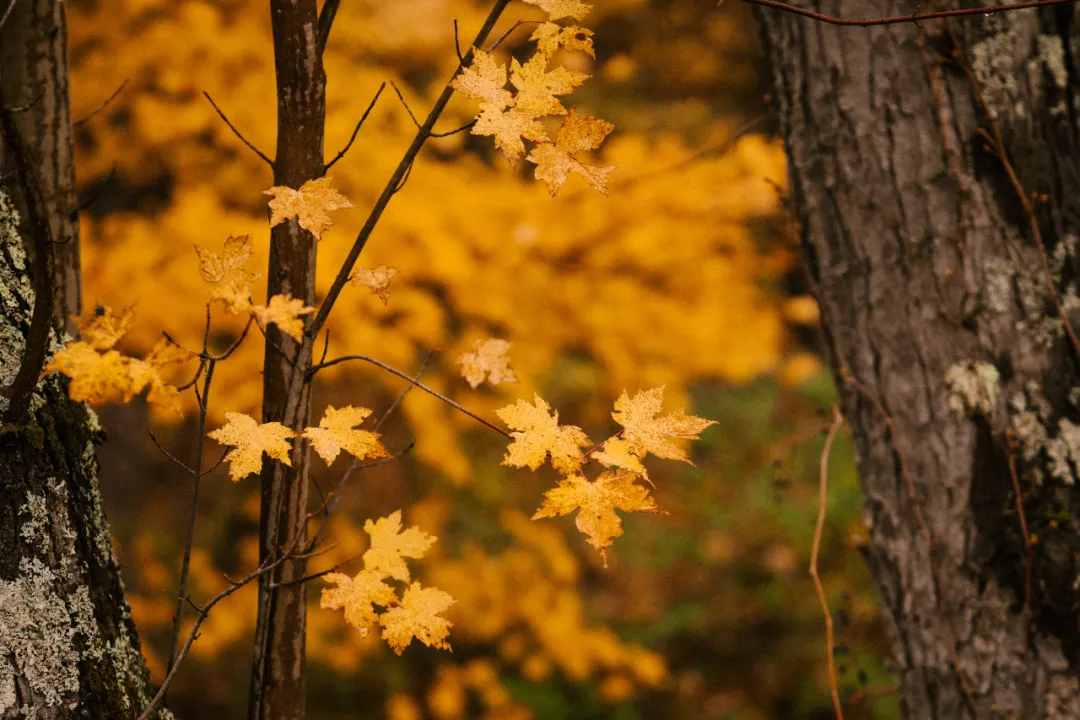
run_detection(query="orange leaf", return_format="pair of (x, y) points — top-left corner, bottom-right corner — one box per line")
(207, 412), (296, 481)
(265, 176), (352, 241)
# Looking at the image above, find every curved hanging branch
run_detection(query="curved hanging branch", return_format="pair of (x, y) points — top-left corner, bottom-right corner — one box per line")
(738, 0), (1079, 27)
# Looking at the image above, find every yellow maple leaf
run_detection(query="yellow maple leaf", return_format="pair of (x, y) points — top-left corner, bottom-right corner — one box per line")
(207, 411), (296, 482)
(527, 108), (614, 197)
(380, 582), (455, 655)
(349, 265), (399, 306)
(75, 304), (136, 350)
(251, 293), (315, 342)
(43, 342), (131, 405)
(265, 176), (353, 241)
(592, 436), (648, 483)
(458, 338), (517, 389)
(127, 338), (196, 413)
(612, 387), (716, 463)
(363, 510), (436, 583)
(473, 104), (549, 166)
(496, 394), (591, 474)
(193, 235), (259, 314)
(510, 53), (588, 118)
(451, 48), (512, 109)
(531, 22), (595, 58)
(302, 405), (389, 466)
(524, 0), (592, 21)
(532, 470), (658, 556)
(321, 569), (398, 635)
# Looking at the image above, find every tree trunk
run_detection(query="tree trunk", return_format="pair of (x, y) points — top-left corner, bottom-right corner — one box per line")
(756, 1), (1080, 717)
(0, 192), (158, 717)
(0, 0), (81, 323)
(248, 1), (324, 718)
(0, 4), (158, 717)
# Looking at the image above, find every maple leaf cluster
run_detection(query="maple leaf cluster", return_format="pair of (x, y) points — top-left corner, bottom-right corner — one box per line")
(320, 510), (455, 655)
(208, 404), (388, 482)
(497, 387), (715, 563)
(452, 0), (613, 196)
(43, 305), (194, 413)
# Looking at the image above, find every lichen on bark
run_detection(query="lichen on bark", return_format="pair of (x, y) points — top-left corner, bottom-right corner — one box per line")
(0, 189), (163, 719)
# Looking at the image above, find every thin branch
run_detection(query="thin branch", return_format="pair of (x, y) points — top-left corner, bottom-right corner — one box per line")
(391, 161), (414, 196)
(207, 314), (255, 361)
(147, 429), (195, 475)
(73, 79), (128, 126)
(0, 83), (57, 424)
(0, 0), (17, 32)
(324, 82), (386, 171)
(269, 551), (361, 589)
(486, 19), (542, 52)
(739, 0), (1079, 26)
(1005, 443), (1034, 658)
(202, 91), (274, 169)
(810, 406), (845, 720)
(290, 0), (514, 423)
(165, 357), (216, 682)
(429, 120), (476, 138)
(390, 81), (422, 130)
(310, 353), (510, 437)
(453, 19), (465, 63)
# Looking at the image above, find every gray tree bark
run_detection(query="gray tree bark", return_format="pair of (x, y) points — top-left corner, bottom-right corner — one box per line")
(0, 191), (158, 718)
(0, 3), (158, 716)
(756, 1), (1080, 717)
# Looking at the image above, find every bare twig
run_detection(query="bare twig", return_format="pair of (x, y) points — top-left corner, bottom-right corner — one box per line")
(1005, 444), (1034, 654)
(202, 91), (274, 169)
(810, 406), (845, 720)
(740, 0), (1078, 26)
(310, 353), (510, 437)
(147, 429), (195, 475)
(486, 19), (542, 52)
(165, 357), (216, 680)
(73, 79), (128, 126)
(0, 83), (57, 424)
(325, 82), (386, 171)
(269, 551), (362, 589)
(71, 165), (117, 218)
(0, 0), (17, 32)
(390, 81), (423, 130)
(453, 19), (465, 63)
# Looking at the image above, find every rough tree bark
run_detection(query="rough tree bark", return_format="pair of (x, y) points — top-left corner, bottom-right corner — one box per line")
(756, 1), (1080, 717)
(0, 0), (81, 322)
(248, 1), (324, 718)
(0, 4), (159, 718)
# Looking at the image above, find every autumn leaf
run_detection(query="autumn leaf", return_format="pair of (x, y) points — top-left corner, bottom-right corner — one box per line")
(612, 387), (716, 463)
(208, 412), (296, 482)
(75, 305), (135, 350)
(380, 582), (455, 655)
(321, 569), (398, 635)
(265, 176), (352, 241)
(43, 342), (131, 405)
(194, 235), (259, 314)
(510, 53), (588, 119)
(531, 22), (595, 58)
(451, 48), (512, 109)
(349, 265), (399, 305)
(458, 338), (517, 389)
(528, 109), (615, 196)
(524, 0), (592, 21)
(363, 510), (435, 583)
(532, 471), (658, 556)
(302, 405), (388, 466)
(473, 104), (549, 166)
(251, 293), (315, 342)
(127, 338), (196, 413)
(496, 394), (591, 474)
(592, 436), (648, 483)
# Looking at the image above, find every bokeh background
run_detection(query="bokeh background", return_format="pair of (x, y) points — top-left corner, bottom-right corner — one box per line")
(69, 0), (899, 717)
